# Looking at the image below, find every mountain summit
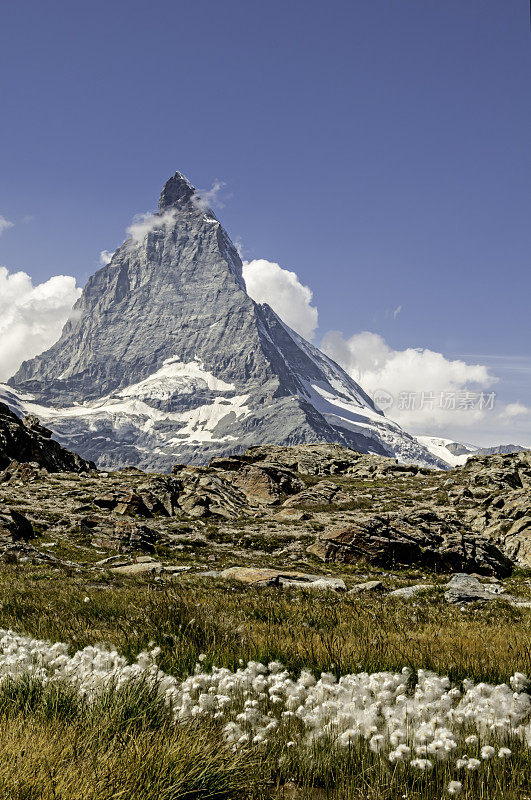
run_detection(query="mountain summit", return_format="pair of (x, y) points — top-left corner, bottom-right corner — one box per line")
(8, 173), (442, 470)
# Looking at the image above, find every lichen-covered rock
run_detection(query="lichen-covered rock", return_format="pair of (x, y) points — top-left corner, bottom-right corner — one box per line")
(0, 461), (45, 483)
(0, 508), (34, 542)
(453, 453), (531, 567)
(215, 566), (346, 591)
(80, 514), (160, 552)
(307, 511), (513, 577)
(283, 480), (352, 508)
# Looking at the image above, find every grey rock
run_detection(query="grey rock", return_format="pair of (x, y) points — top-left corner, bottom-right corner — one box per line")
(388, 584), (436, 599)
(7, 173), (444, 472)
(446, 573), (486, 593)
(349, 580), (386, 594)
(443, 572), (519, 605)
(452, 452), (531, 567)
(307, 510), (513, 577)
(216, 566), (346, 591)
(0, 508), (34, 542)
(111, 561), (163, 576)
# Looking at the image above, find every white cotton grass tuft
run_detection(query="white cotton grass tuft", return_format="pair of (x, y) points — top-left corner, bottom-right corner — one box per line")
(0, 627), (528, 791)
(447, 781), (463, 795)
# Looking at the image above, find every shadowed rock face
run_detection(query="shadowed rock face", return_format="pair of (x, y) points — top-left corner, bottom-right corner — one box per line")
(8, 172), (443, 471)
(0, 402), (95, 473)
(307, 512), (514, 577)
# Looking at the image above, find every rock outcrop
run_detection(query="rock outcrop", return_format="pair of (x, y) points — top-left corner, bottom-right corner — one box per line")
(0, 508), (34, 543)
(0, 403), (95, 473)
(307, 510), (513, 577)
(449, 452), (531, 568)
(0, 443), (529, 581)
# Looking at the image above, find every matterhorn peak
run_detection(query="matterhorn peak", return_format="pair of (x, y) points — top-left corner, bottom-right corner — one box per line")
(158, 171), (196, 212)
(6, 172), (444, 471)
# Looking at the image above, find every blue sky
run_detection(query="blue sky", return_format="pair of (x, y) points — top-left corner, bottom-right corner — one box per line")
(0, 0), (529, 445)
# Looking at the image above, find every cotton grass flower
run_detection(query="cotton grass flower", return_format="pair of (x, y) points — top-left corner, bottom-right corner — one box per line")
(447, 781), (463, 795)
(0, 627), (528, 792)
(411, 758), (433, 770)
(481, 745), (495, 759)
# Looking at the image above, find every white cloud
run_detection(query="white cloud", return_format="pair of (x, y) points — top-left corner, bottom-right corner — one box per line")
(99, 250), (114, 266)
(192, 180), (226, 211)
(320, 330), (497, 432)
(500, 402), (530, 419)
(0, 215), (14, 237)
(393, 305), (402, 319)
(125, 181), (227, 245)
(126, 208), (179, 244)
(242, 258), (319, 341)
(0, 266), (81, 381)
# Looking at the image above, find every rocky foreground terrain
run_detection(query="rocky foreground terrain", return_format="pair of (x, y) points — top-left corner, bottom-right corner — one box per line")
(1, 403), (530, 602)
(0, 405), (530, 800)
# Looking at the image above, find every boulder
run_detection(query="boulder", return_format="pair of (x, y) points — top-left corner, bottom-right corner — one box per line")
(229, 463), (304, 506)
(81, 515), (160, 552)
(0, 508), (34, 542)
(349, 580), (386, 594)
(283, 480), (352, 508)
(274, 508), (309, 522)
(456, 452), (531, 492)
(176, 469), (250, 518)
(114, 492), (152, 517)
(93, 493), (119, 509)
(0, 460), (46, 483)
(443, 573), (518, 605)
(230, 465), (283, 505)
(307, 511), (513, 577)
(111, 561), (163, 576)
(502, 517), (531, 566)
(388, 584), (436, 599)
(216, 566), (346, 591)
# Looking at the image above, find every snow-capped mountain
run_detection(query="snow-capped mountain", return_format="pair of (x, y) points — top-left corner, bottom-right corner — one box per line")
(6, 172), (445, 471)
(416, 435), (528, 468)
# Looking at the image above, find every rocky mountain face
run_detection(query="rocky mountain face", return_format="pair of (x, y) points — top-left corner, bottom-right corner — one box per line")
(0, 402), (95, 473)
(8, 172), (443, 471)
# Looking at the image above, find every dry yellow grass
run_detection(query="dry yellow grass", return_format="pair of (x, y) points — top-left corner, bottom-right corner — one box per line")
(0, 565), (530, 799)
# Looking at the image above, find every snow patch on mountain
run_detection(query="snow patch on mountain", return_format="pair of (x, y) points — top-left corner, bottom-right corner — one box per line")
(415, 436), (477, 468)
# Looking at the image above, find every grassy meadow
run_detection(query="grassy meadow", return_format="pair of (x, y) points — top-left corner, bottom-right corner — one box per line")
(0, 564), (529, 799)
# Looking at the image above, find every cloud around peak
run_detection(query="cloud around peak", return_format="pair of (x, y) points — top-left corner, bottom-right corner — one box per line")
(242, 258), (319, 341)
